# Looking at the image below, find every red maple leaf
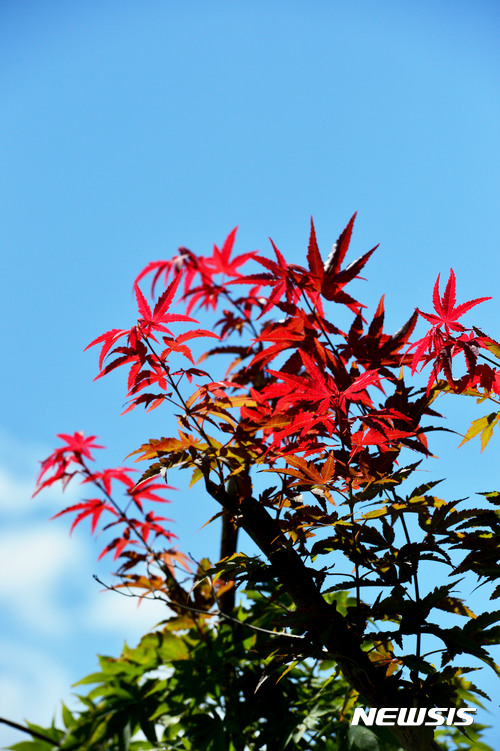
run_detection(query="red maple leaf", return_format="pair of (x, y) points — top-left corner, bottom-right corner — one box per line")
(85, 276), (203, 384)
(228, 239), (305, 316)
(51, 498), (118, 534)
(321, 213), (378, 313)
(135, 247), (200, 298)
(339, 300), (418, 377)
(33, 432), (104, 497)
(135, 277), (198, 338)
(306, 217), (324, 286)
(98, 527), (137, 560)
(205, 227), (258, 277)
(267, 350), (381, 433)
(56, 432), (103, 459)
(409, 269), (491, 387)
(135, 511), (175, 543)
(417, 268), (491, 335)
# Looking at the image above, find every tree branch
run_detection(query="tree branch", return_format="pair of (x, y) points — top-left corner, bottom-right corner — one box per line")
(200, 463), (441, 751)
(0, 715), (60, 746)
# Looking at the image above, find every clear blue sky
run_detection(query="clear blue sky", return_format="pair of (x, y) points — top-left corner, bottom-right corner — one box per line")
(1, 1), (500, 746)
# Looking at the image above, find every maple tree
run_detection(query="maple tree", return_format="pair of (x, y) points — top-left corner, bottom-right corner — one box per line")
(5, 216), (500, 751)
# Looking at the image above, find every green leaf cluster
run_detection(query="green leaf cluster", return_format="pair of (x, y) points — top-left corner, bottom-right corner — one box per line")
(6, 586), (493, 751)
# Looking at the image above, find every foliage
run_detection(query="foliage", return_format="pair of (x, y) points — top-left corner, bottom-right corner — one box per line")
(5, 587), (493, 751)
(6, 216), (500, 750)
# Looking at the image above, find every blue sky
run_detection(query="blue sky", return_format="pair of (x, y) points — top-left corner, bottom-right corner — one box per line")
(1, 1), (500, 746)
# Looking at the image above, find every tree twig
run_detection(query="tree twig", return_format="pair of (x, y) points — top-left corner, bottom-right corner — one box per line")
(0, 715), (60, 746)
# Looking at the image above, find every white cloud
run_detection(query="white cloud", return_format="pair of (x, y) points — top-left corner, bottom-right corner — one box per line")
(0, 465), (38, 514)
(84, 585), (172, 638)
(0, 639), (73, 748)
(0, 464), (79, 515)
(0, 524), (89, 635)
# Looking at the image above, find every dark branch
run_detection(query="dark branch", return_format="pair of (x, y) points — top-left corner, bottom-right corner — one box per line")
(199, 460), (441, 751)
(0, 715), (61, 746)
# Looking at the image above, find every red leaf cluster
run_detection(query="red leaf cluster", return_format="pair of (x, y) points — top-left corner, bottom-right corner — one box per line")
(35, 217), (497, 592)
